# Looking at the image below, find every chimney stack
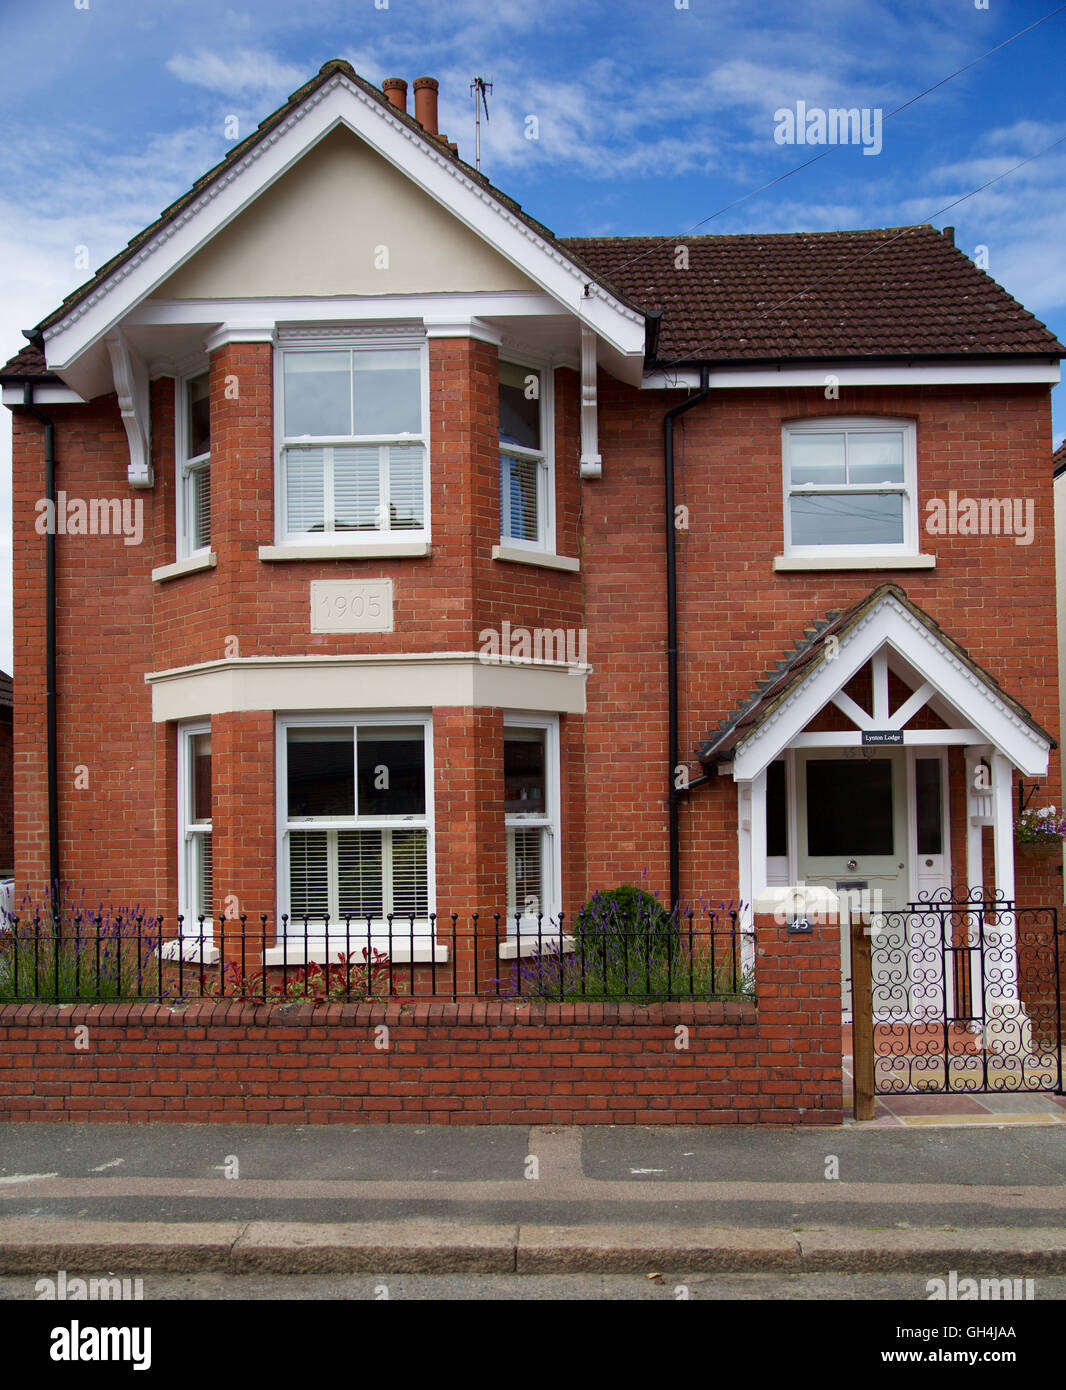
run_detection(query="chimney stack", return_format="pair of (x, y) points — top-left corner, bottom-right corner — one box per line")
(942, 226), (955, 246)
(382, 78), (408, 114)
(413, 76), (439, 135)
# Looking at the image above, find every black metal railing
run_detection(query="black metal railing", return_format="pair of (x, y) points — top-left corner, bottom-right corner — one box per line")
(0, 906), (754, 1004)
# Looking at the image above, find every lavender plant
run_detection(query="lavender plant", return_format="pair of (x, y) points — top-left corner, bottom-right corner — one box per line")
(0, 887), (166, 1002)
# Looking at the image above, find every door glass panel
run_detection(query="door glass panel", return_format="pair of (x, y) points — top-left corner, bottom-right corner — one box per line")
(766, 760), (787, 857)
(915, 758), (943, 855)
(806, 759), (894, 856)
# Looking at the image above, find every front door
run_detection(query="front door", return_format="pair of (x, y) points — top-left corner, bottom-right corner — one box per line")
(796, 749), (909, 1012)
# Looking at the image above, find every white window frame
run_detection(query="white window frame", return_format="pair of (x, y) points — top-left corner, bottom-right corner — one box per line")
(177, 721), (212, 930)
(274, 332), (431, 546)
(503, 713), (560, 935)
(782, 417), (918, 558)
(276, 711), (435, 935)
(498, 357), (555, 554)
(176, 369), (211, 559)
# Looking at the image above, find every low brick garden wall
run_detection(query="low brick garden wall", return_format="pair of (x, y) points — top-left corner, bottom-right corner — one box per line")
(0, 917), (843, 1126)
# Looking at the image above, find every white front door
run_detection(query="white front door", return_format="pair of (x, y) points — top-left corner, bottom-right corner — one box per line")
(797, 748), (909, 1012)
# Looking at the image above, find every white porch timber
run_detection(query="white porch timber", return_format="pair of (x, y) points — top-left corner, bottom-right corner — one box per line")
(790, 729), (980, 748)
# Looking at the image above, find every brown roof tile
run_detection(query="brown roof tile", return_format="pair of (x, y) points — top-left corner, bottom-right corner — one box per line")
(1054, 440), (1066, 476)
(561, 225), (1065, 363)
(0, 342), (50, 379)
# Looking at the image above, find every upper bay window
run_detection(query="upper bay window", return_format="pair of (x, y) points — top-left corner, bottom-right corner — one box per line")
(178, 371), (211, 557)
(278, 340), (428, 544)
(499, 359), (554, 551)
(782, 418), (917, 557)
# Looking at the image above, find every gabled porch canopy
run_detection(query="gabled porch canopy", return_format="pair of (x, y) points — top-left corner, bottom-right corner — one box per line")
(699, 584), (1053, 783)
(698, 585), (1055, 910)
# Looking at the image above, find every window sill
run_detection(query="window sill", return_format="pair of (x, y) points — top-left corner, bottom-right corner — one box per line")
(264, 939), (447, 966)
(161, 937), (449, 966)
(152, 552), (217, 583)
(773, 553), (936, 572)
(498, 933), (576, 960)
(260, 541), (431, 561)
(491, 546), (580, 573)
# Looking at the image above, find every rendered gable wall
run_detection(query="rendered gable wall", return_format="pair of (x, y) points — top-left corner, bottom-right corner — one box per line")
(155, 126), (540, 300)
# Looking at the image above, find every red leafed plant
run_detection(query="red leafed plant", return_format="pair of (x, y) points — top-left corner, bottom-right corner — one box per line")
(199, 947), (391, 1002)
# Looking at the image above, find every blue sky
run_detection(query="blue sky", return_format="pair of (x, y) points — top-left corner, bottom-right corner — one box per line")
(1, 0), (1065, 667)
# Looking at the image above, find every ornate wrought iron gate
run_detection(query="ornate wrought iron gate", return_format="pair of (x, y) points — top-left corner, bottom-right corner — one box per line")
(866, 889), (1064, 1096)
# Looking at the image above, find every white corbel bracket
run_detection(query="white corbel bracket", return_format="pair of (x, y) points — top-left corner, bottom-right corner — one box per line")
(579, 324), (602, 479)
(106, 331), (152, 488)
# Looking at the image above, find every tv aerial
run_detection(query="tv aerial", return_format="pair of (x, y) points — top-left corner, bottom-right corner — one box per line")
(470, 75), (493, 172)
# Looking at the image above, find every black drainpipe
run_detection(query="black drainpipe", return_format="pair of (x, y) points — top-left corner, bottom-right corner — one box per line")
(21, 383), (61, 907)
(663, 365), (710, 910)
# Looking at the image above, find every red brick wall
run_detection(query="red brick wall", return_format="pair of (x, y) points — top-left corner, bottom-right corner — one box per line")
(0, 712), (12, 874)
(583, 380), (1062, 908)
(0, 916), (842, 1125)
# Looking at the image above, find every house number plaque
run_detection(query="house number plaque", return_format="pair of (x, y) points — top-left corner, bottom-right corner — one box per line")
(310, 579), (394, 633)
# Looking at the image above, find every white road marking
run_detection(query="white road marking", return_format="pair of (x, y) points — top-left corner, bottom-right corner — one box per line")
(0, 1173), (59, 1184)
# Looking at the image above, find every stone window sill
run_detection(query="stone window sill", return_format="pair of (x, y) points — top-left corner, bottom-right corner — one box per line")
(259, 541), (431, 561)
(152, 552), (217, 583)
(773, 553), (936, 572)
(491, 546), (580, 573)
(498, 934), (576, 960)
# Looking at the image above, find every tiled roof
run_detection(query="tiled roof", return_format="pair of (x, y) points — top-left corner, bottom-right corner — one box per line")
(0, 671), (12, 711)
(697, 583), (1053, 765)
(3, 64), (1063, 376)
(1054, 440), (1066, 477)
(0, 342), (51, 380)
(561, 226), (1066, 364)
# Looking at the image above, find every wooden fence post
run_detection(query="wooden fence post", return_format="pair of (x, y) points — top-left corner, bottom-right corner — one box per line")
(851, 910), (876, 1121)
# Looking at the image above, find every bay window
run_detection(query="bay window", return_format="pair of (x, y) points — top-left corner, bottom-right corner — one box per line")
(280, 716), (432, 929)
(499, 360), (554, 550)
(504, 716), (559, 933)
(178, 723), (212, 925)
(278, 339), (428, 543)
(178, 371), (211, 556)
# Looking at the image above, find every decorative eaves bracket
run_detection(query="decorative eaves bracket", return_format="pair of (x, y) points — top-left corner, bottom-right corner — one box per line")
(106, 330), (152, 488)
(579, 324), (602, 479)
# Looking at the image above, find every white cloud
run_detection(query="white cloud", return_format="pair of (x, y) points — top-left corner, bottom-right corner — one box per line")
(166, 49), (306, 96)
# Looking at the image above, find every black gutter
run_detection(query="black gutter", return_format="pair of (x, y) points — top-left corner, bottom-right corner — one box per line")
(663, 365), (710, 911)
(20, 383), (61, 907)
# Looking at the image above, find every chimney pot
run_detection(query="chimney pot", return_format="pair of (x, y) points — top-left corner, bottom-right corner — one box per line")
(413, 75), (439, 135)
(942, 225), (955, 246)
(382, 78), (408, 114)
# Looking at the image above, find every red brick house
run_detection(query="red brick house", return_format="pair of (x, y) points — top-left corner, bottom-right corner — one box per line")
(3, 59), (1063, 998)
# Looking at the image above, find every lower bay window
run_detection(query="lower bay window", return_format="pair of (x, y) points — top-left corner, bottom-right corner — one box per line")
(178, 723), (212, 925)
(504, 715), (560, 935)
(279, 715), (433, 937)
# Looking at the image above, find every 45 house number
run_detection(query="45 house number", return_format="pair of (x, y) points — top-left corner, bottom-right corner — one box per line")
(310, 580), (394, 633)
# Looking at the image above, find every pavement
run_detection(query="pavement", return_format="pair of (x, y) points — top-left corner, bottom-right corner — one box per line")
(2, 1114), (1066, 1277)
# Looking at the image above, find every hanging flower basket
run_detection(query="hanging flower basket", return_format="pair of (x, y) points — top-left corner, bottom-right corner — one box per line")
(1017, 839), (1063, 862)
(1014, 805), (1066, 861)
